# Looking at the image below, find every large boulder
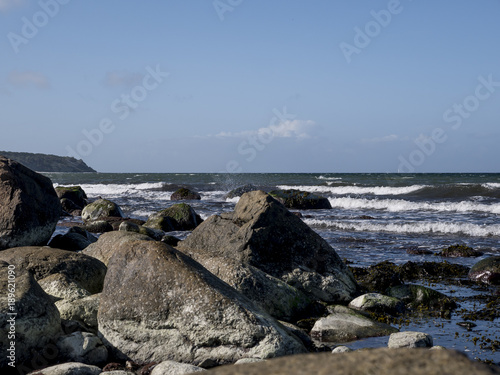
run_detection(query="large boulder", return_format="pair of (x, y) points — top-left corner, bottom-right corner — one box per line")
(0, 247), (106, 296)
(200, 348), (500, 375)
(144, 203), (203, 231)
(178, 191), (357, 315)
(0, 156), (60, 250)
(268, 189), (332, 210)
(310, 305), (398, 342)
(55, 186), (88, 208)
(82, 198), (124, 223)
(83, 231), (153, 266)
(98, 238), (306, 367)
(469, 256), (500, 285)
(0, 261), (62, 369)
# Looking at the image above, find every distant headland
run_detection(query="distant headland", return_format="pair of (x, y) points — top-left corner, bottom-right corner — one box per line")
(0, 151), (96, 172)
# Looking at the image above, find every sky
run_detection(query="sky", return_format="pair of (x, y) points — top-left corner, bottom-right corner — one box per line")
(1, 0), (499, 173)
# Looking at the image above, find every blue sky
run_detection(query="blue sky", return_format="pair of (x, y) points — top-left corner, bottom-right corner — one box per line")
(1, 0), (499, 173)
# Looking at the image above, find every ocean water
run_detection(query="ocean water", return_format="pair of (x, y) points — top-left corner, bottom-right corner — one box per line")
(46, 172), (500, 362)
(47, 172), (500, 268)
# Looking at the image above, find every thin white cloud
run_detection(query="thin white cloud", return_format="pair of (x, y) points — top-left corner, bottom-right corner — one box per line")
(216, 119), (318, 140)
(0, 0), (25, 12)
(361, 134), (406, 144)
(7, 71), (50, 89)
(103, 71), (143, 88)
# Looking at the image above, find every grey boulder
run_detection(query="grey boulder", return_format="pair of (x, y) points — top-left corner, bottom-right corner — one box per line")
(98, 238), (306, 367)
(0, 261), (62, 368)
(0, 156), (60, 250)
(178, 191), (358, 319)
(310, 305), (398, 343)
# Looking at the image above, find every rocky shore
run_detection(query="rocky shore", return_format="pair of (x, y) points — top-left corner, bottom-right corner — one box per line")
(1, 156), (500, 375)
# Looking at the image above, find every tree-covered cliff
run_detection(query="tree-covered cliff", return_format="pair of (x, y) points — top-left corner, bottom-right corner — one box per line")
(0, 151), (96, 172)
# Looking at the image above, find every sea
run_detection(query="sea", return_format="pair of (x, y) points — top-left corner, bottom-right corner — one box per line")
(45, 172), (500, 363)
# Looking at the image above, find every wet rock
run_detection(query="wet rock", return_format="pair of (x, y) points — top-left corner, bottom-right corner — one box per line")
(268, 189), (332, 210)
(150, 360), (206, 375)
(83, 231), (153, 266)
(0, 262), (62, 368)
(98, 238), (306, 366)
(406, 247), (433, 255)
(386, 284), (456, 312)
(60, 197), (83, 216)
(398, 261), (470, 282)
(310, 305), (398, 343)
(468, 256), (500, 285)
(145, 203), (203, 231)
(56, 332), (107, 365)
(171, 187), (201, 200)
(348, 293), (405, 315)
(178, 191), (358, 319)
(439, 244), (483, 258)
(82, 198), (124, 222)
(387, 331), (433, 348)
(0, 246), (106, 295)
(179, 349), (500, 375)
(350, 261), (402, 293)
(48, 227), (97, 251)
(0, 156), (60, 250)
(82, 220), (114, 234)
(55, 186), (88, 209)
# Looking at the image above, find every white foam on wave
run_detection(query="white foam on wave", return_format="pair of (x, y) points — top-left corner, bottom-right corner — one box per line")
(55, 183), (172, 200)
(328, 197), (500, 214)
(316, 175), (342, 181)
(304, 218), (500, 237)
(277, 184), (426, 196)
(484, 183), (500, 189)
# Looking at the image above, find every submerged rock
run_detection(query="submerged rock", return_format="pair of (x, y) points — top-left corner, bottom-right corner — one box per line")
(310, 305), (398, 343)
(469, 256), (500, 285)
(178, 191), (358, 320)
(268, 189), (332, 210)
(439, 244), (483, 258)
(171, 187), (202, 200)
(0, 156), (60, 250)
(98, 238), (306, 366)
(387, 284), (456, 312)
